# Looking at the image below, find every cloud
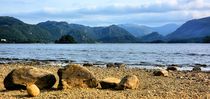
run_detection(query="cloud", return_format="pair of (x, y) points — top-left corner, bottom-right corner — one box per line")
(0, 0), (210, 26)
(23, 0), (210, 15)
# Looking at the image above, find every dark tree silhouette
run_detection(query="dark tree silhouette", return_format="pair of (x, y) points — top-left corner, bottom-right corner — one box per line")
(55, 35), (76, 43)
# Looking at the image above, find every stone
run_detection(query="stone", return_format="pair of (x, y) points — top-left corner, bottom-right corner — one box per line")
(106, 63), (126, 68)
(192, 66), (201, 72)
(156, 64), (165, 67)
(170, 64), (179, 67)
(166, 66), (178, 71)
(83, 63), (94, 67)
(57, 64), (99, 89)
(153, 69), (169, 77)
(99, 77), (121, 89)
(195, 64), (207, 67)
(26, 84), (40, 97)
(106, 63), (115, 68)
(4, 67), (56, 90)
(118, 75), (139, 90)
(114, 63), (126, 68)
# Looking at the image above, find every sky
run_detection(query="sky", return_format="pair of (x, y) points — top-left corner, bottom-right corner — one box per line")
(0, 0), (210, 26)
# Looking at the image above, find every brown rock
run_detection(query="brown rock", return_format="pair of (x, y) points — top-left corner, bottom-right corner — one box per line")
(4, 67), (56, 90)
(57, 64), (99, 89)
(118, 75), (139, 90)
(153, 69), (169, 77)
(166, 66), (178, 71)
(100, 77), (120, 89)
(26, 84), (40, 97)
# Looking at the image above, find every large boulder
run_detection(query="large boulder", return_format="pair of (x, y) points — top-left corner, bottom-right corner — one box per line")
(153, 69), (169, 77)
(118, 75), (139, 90)
(4, 67), (56, 90)
(26, 84), (40, 97)
(57, 64), (99, 89)
(99, 77), (121, 89)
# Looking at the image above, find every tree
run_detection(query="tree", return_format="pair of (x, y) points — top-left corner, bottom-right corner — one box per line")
(55, 35), (76, 43)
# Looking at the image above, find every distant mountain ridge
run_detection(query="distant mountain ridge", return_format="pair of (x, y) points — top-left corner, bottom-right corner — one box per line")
(0, 16), (138, 43)
(0, 16), (53, 43)
(118, 23), (179, 37)
(118, 24), (152, 37)
(1, 16), (210, 43)
(166, 17), (210, 41)
(140, 32), (164, 42)
(38, 21), (137, 43)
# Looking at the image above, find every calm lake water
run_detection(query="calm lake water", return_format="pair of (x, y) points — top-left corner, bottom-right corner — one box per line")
(0, 44), (210, 69)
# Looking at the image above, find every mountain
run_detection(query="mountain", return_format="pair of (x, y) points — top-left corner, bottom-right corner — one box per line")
(2, 16), (210, 43)
(37, 21), (70, 40)
(167, 17), (210, 41)
(37, 22), (95, 43)
(38, 22), (137, 43)
(93, 25), (137, 43)
(0, 16), (53, 43)
(118, 24), (179, 37)
(0, 16), (138, 43)
(140, 32), (164, 42)
(152, 24), (180, 36)
(118, 24), (153, 37)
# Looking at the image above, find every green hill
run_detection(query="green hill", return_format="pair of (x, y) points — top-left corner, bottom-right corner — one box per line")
(0, 16), (53, 43)
(38, 21), (137, 43)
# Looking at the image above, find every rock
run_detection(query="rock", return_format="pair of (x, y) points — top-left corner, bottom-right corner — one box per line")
(57, 69), (63, 89)
(99, 77), (121, 89)
(204, 94), (210, 99)
(57, 64), (99, 89)
(170, 64), (179, 67)
(26, 84), (40, 97)
(192, 66), (201, 72)
(106, 63), (115, 68)
(114, 63), (126, 68)
(153, 69), (169, 77)
(156, 64), (165, 67)
(83, 63), (94, 67)
(4, 67), (56, 90)
(118, 75), (139, 90)
(166, 66), (177, 71)
(195, 64), (207, 67)
(106, 63), (126, 68)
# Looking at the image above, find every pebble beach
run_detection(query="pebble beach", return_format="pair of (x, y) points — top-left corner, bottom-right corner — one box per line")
(0, 62), (209, 99)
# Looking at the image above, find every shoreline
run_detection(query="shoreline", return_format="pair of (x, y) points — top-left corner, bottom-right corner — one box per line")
(0, 62), (209, 98)
(0, 58), (210, 72)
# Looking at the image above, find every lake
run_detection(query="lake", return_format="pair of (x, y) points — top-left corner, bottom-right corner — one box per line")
(0, 44), (210, 70)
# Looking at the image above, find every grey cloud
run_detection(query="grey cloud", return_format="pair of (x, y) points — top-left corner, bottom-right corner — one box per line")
(2, 0), (210, 26)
